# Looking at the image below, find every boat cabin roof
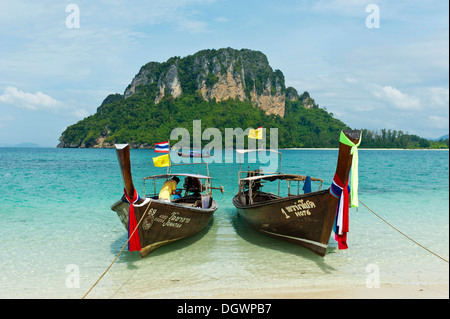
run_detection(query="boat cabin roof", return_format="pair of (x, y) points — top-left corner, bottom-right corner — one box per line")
(239, 173), (323, 183)
(143, 173), (211, 181)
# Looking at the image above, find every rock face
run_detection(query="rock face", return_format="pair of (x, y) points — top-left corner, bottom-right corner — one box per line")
(122, 48), (293, 117)
(57, 48), (318, 148)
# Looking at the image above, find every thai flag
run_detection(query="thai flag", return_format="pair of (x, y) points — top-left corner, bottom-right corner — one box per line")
(155, 141), (169, 153)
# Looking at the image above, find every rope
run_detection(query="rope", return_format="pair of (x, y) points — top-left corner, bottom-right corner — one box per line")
(81, 199), (153, 299)
(359, 200), (448, 264)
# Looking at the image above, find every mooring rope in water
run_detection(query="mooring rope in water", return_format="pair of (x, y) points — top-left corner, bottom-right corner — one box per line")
(359, 200), (448, 264)
(81, 199), (152, 299)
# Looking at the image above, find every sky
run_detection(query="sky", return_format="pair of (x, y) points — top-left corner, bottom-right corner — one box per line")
(0, 0), (448, 147)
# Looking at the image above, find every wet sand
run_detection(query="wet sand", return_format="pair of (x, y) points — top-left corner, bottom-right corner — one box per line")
(206, 284), (449, 299)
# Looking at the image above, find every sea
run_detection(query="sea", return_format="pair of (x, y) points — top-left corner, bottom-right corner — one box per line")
(0, 147), (448, 299)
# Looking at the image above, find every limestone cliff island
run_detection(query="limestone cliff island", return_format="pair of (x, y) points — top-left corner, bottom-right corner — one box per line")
(57, 48), (349, 149)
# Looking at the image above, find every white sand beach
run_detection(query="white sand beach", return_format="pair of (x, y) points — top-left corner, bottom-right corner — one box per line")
(204, 284), (449, 299)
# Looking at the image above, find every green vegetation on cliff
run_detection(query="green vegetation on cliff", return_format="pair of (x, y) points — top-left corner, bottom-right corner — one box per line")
(61, 91), (447, 149)
(60, 91), (349, 148)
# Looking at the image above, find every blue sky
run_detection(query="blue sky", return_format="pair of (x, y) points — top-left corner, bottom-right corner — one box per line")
(0, 0), (448, 146)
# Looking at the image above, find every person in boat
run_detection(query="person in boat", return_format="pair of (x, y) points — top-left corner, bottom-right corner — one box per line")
(158, 176), (181, 202)
(184, 176), (202, 197)
(246, 169), (262, 193)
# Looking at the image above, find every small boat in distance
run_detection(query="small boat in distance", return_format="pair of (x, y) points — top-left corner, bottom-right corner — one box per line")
(177, 150), (211, 158)
(232, 130), (362, 256)
(112, 144), (223, 258)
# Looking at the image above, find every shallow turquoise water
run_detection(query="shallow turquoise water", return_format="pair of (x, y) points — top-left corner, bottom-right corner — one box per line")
(0, 148), (448, 298)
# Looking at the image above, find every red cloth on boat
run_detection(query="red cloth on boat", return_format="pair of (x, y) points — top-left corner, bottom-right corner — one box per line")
(330, 173), (350, 250)
(124, 188), (141, 251)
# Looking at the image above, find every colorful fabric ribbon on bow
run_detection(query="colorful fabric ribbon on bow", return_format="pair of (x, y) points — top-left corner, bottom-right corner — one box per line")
(123, 188), (141, 251)
(339, 131), (361, 207)
(330, 174), (350, 249)
(329, 131), (362, 249)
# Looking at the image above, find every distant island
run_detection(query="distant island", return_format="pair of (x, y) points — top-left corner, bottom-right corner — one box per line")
(57, 48), (449, 149)
(434, 134), (449, 141)
(0, 142), (41, 148)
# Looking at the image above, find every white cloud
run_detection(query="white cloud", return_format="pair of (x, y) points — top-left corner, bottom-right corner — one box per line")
(429, 87), (449, 108)
(92, 0), (216, 33)
(0, 115), (14, 121)
(71, 108), (90, 119)
(428, 115), (448, 129)
(0, 86), (89, 119)
(175, 18), (210, 34)
(0, 115), (14, 128)
(345, 77), (357, 84)
(312, 0), (373, 15)
(372, 85), (421, 110)
(0, 86), (62, 111)
(216, 17), (229, 23)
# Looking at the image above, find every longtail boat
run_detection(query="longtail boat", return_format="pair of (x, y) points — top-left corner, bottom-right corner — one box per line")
(232, 130), (362, 256)
(112, 144), (223, 258)
(177, 150), (211, 158)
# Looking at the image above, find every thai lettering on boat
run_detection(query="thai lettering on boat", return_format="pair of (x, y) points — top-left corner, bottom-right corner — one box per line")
(281, 200), (315, 219)
(161, 212), (192, 228)
(284, 200), (316, 213)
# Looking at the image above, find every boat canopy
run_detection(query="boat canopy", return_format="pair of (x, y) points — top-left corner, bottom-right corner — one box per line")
(142, 172), (215, 198)
(239, 173), (323, 183)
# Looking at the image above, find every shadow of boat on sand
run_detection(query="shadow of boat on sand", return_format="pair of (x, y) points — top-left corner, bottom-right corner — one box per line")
(110, 217), (215, 264)
(231, 212), (338, 273)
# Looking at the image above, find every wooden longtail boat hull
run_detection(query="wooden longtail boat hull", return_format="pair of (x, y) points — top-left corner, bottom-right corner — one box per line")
(112, 144), (218, 258)
(233, 190), (334, 256)
(111, 198), (217, 257)
(232, 130), (361, 256)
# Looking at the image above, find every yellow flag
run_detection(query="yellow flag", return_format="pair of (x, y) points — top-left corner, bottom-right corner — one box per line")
(153, 154), (170, 167)
(248, 127), (262, 139)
